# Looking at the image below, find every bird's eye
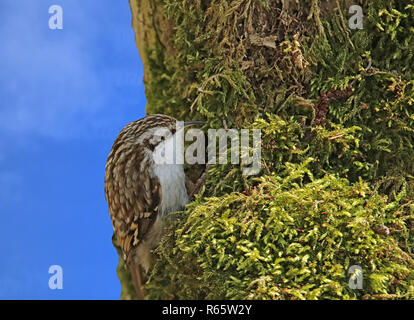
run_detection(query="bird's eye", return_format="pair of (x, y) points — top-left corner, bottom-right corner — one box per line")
(161, 136), (165, 141)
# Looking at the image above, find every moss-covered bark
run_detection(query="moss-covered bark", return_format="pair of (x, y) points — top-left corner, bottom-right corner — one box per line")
(116, 0), (414, 299)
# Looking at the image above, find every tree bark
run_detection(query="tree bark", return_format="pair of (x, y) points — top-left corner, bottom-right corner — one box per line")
(113, 0), (414, 300)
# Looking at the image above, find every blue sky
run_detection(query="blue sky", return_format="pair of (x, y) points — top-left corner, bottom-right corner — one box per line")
(0, 1), (146, 299)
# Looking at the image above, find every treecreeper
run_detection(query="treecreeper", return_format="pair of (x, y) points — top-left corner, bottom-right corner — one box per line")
(104, 114), (206, 299)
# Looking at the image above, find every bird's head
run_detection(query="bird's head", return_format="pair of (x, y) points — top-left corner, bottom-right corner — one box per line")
(113, 114), (203, 161)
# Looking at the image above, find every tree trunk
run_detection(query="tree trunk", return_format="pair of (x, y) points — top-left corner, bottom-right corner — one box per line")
(114, 0), (414, 299)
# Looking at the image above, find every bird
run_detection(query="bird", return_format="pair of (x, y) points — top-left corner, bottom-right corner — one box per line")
(104, 114), (205, 299)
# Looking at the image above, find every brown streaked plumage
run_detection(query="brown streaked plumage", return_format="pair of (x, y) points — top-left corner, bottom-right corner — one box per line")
(105, 114), (204, 299)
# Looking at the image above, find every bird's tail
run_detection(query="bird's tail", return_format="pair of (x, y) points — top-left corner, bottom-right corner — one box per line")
(129, 263), (146, 300)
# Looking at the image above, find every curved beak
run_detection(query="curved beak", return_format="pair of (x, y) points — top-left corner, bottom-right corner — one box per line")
(184, 120), (205, 127)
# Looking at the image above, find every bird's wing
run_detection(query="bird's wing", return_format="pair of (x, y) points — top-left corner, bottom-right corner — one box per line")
(105, 144), (161, 263)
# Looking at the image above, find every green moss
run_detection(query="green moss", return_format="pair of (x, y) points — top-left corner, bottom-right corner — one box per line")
(125, 0), (414, 299)
(147, 162), (414, 299)
(112, 235), (138, 300)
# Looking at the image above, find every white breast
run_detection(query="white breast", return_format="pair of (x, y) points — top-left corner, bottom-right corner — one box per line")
(136, 131), (189, 271)
(152, 132), (189, 215)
